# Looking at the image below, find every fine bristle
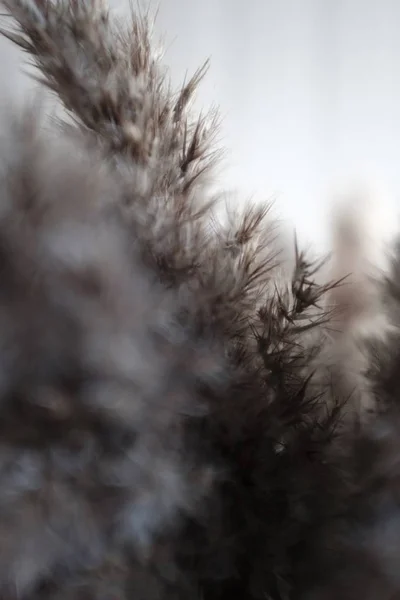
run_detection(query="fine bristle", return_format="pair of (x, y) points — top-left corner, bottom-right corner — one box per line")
(0, 2), (400, 600)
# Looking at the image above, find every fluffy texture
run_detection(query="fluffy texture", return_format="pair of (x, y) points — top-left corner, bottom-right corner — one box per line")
(0, 110), (226, 598)
(0, 2), (399, 600)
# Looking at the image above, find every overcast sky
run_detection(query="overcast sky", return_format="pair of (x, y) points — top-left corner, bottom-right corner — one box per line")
(2, 1), (400, 249)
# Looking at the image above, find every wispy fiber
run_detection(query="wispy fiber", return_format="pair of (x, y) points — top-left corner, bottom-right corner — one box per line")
(0, 2), (400, 600)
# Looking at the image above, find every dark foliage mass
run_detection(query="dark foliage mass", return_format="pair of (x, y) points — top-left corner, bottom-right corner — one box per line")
(0, 2), (399, 599)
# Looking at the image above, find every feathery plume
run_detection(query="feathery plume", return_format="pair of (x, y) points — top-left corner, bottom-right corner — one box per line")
(1, 3), (400, 600)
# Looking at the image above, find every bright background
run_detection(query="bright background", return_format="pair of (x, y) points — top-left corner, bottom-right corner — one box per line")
(3, 0), (400, 250)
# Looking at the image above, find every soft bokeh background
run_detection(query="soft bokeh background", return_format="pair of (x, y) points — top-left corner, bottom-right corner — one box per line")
(2, 0), (400, 249)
